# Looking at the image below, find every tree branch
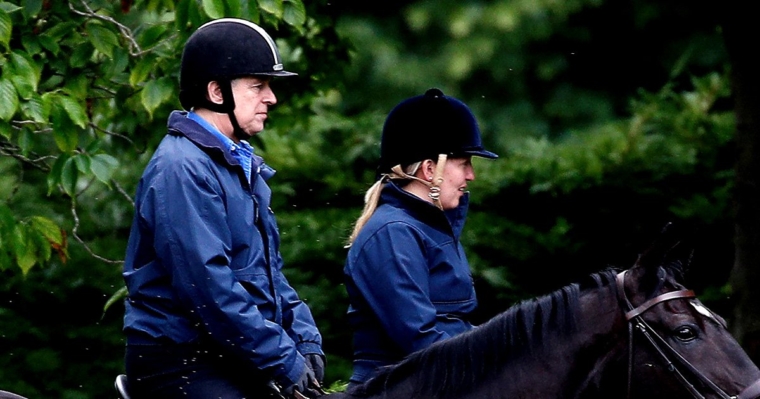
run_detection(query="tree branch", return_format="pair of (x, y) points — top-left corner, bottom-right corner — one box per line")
(70, 199), (125, 265)
(69, 0), (144, 57)
(88, 122), (139, 149)
(112, 179), (136, 208)
(0, 140), (53, 171)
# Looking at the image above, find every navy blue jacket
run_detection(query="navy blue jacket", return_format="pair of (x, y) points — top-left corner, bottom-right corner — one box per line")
(123, 111), (322, 388)
(343, 182), (477, 383)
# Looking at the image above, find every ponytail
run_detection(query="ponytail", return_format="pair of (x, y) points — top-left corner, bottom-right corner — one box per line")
(345, 162), (424, 247)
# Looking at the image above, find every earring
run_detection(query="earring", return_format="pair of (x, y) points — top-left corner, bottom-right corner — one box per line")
(428, 186), (440, 200)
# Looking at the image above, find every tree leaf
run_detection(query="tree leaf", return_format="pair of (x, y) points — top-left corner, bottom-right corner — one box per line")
(73, 153), (91, 173)
(17, 127), (33, 155)
(0, 203), (14, 231)
(29, 216), (64, 247)
(40, 91), (55, 121)
(84, 139), (102, 153)
(29, 224), (52, 263)
(129, 57), (156, 87)
(51, 117), (78, 153)
(0, 251), (11, 272)
(57, 93), (88, 129)
(0, 8), (11, 50)
(136, 24), (168, 49)
(259, 0), (283, 18)
(51, 101), (79, 152)
(242, 0), (260, 22)
(102, 286), (128, 317)
(63, 73), (89, 99)
(104, 46), (129, 77)
(202, 0), (225, 19)
(0, 3), (22, 13)
(13, 225), (37, 275)
(10, 51), (40, 99)
(90, 154), (119, 186)
(21, 33), (42, 55)
(227, 0), (242, 17)
(186, 0), (205, 29)
(60, 156), (79, 197)
(20, 93), (47, 123)
(175, 0), (191, 30)
(0, 120), (11, 139)
(47, 154), (68, 195)
(86, 23), (119, 59)
(69, 41), (93, 69)
(0, 78), (18, 121)
(283, 0), (306, 27)
(140, 77), (174, 117)
(44, 21), (77, 41)
(23, 0), (42, 18)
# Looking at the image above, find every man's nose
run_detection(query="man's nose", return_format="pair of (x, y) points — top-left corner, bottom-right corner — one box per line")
(263, 85), (277, 105)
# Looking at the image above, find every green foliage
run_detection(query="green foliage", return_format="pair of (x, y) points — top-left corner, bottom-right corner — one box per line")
(0, 0), (741, 397)
(0, 0), (350, 396)
(0, 0), (321, 275)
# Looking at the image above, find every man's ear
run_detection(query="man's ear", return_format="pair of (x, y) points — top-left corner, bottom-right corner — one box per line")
(206, 81), (224, 105)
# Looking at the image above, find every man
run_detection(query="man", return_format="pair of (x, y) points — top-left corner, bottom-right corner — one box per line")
(122, 18), (324, 398)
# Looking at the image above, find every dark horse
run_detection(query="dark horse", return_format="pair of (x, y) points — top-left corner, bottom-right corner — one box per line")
(326, 238), (760, 398)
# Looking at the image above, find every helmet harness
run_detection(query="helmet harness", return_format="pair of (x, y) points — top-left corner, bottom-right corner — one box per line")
(179, 18), (296, 141)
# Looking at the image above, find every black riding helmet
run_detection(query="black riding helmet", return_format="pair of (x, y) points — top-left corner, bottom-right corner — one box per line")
(378, 88), (498, 175)
(179, 18), (296, 138)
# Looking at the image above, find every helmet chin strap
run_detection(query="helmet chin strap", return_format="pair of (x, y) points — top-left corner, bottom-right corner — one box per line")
(218, 80), (250, 141)
(201, 80), (249, 141)
(389, 154), (447, 210)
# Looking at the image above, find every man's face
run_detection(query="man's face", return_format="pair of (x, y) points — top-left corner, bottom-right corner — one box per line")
(231, 76), (277, 136)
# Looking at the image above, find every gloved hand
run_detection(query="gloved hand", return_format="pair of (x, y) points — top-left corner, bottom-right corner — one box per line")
(283, 366), (320, 398)
(304, 354), (325, 383)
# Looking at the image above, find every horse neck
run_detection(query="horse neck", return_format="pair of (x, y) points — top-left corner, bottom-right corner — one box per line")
(564, 281), (629, 397)
(335, 277), (629, 399)
(483, 281), (627, 398)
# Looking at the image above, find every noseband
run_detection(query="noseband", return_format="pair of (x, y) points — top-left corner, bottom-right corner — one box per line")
(616, 271), (760, 399)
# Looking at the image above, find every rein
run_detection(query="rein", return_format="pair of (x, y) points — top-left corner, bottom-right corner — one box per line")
(616, 271), (760, 399)
(265, 380), (326, 399)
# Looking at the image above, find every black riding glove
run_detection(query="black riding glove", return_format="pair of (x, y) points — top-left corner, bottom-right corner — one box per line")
(304, 354), (325, 383)
(283, 366), (320, 398)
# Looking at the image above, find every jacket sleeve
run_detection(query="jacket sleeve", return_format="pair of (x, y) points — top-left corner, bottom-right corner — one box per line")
(348, 222), (451, 354)
(146, 158), (305, 387)
(277, 268), (324, 356)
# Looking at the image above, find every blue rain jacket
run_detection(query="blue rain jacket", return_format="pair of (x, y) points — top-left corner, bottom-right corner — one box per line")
(343, 182), (477, 383)
(123, 111), (322, 388)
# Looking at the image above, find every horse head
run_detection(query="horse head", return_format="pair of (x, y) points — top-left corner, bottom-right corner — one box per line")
(614, 224), (760, 399)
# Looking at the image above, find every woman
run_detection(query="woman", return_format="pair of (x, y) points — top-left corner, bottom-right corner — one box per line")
(343, 88), (498, 386)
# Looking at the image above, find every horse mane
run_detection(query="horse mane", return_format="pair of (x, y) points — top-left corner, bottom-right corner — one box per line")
(354, 269), (620, 398)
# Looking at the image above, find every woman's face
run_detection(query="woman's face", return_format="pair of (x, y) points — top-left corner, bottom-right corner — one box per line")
(438, 156), (475, 210)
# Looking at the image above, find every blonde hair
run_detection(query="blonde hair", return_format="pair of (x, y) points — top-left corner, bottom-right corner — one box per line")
(345, 154), (447, 247)
(345, 162), (422, 247)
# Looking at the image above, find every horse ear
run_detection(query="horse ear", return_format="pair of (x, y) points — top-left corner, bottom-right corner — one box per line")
(629, 222), (691, 296)
(631, 222), (694, 292)
(634, 222), (681, 270)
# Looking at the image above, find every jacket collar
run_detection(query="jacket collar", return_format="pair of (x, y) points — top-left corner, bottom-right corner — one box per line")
(380, 181), (469, 238)
(166, 111), (276, 184)
(167, 111), (240, 167)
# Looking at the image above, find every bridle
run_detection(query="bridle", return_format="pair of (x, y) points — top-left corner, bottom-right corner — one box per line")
(616, 270), (760, 399)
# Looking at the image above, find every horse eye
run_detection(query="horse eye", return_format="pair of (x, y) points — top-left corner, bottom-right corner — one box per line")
(674, 326), (697, 342)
